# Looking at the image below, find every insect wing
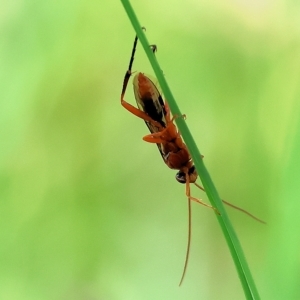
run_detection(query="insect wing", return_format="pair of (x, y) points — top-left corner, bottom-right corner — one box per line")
(133, 72), (167, 159)
(133, 73), (166, 129)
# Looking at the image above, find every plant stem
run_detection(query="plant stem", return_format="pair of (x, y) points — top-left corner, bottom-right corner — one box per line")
(120, 0), (261, 299)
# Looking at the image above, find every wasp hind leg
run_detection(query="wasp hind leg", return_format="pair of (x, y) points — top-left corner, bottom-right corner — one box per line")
(121, 35), (163, 128)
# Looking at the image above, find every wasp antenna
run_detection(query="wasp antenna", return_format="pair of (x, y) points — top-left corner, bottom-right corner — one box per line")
(222, 200), (266, 224)
(194, 182), (205, 192)
(179, 174), (193, 286)
(179, 196), (192, 286)
(193, 182), (266, 224)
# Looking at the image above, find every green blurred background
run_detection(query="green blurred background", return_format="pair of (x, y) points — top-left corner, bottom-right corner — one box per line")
(1, 0), (300, 299)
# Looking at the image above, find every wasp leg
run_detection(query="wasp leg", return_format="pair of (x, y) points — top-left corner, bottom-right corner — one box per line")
(142, 133), (166, 144)
(142, 118), (178, 143)
(121, 92), (163, 129)
(121, 35), (163, 129)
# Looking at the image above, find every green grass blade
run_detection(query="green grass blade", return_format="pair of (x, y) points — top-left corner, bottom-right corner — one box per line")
(120, 0), (261, 299)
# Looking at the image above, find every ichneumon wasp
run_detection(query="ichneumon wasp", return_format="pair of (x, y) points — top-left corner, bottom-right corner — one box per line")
(120, 32), (265, 286)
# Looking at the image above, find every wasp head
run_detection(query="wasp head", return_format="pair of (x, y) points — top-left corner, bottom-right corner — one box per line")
(175, 165), (198, 184)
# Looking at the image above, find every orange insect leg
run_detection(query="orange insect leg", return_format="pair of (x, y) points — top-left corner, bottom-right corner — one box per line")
(142, 117), (179, 144)
(121, 76), (163, 128)
(121, 34), (163, 129)
(142, 134), (166, 144)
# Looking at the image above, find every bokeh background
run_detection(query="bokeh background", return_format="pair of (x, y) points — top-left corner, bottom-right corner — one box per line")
(1, 0), (300, 299)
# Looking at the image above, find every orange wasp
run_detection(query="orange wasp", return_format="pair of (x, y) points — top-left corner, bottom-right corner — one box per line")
(120, 34), (265, 285)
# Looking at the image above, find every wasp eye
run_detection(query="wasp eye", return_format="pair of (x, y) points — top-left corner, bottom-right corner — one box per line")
(175, 171), (186, 184)
(175, 166), (197, 184)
